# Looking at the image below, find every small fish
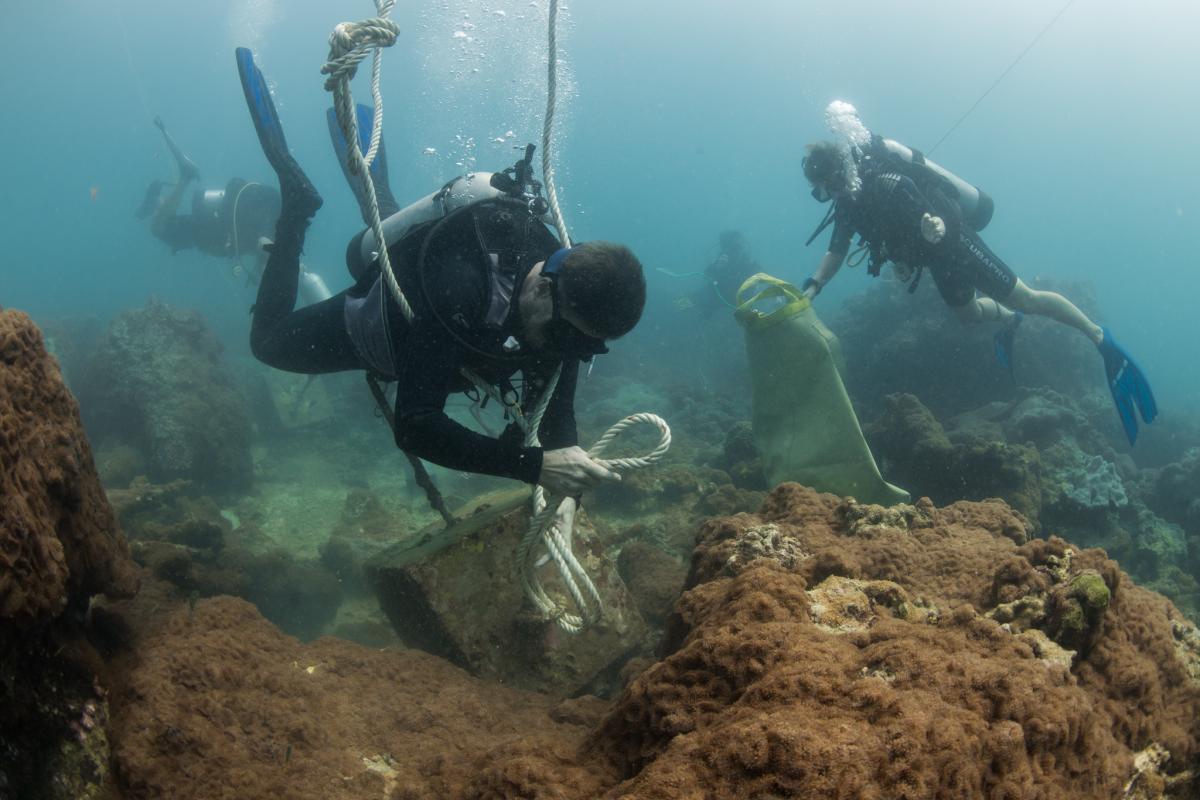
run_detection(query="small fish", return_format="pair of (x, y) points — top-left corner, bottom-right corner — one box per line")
(423, 147), (437, 156)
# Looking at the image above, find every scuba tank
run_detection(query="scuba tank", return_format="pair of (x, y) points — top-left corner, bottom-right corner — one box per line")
(876, 138), (994, 231)
(346, 145), (552, 282)
(346, 171), (509, 282)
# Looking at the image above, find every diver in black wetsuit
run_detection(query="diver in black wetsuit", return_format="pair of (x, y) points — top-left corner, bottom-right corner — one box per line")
(799, 133), (1157, 446)
(691, 230), (761, 317)
(138, 116), (331, 304)
(236, 49), (647, 497)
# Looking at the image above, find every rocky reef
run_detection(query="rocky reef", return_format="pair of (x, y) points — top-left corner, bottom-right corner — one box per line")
(832, 277), (1104, 423)
(83, 484), (1200, 798)
(0, 309), (138, 797)
(74, 299), (253, 495)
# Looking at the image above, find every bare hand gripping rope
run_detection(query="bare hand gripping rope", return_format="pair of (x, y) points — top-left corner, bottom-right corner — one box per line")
(322, 0), (670, 633)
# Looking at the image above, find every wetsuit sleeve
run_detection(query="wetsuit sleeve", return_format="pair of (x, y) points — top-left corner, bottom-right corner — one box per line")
(393, 321), (544, 483)
(535, 358), (580, 450)
(828, 208), (853, 257)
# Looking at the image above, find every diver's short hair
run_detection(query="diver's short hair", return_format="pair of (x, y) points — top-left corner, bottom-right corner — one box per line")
(560, 242), (646, 339)
(803, 141), (844, 187)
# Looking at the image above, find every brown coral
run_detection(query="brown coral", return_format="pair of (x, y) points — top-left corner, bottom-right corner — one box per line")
(0, 309), (137, 621)
(594, 484), (1200, 798)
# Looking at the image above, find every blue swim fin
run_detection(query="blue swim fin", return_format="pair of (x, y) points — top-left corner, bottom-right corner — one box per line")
(236, 47), (321, 217)
(327, 104), (398, 220)
(1097, 327), (1158, 446)
(993, 311), (1024, 380)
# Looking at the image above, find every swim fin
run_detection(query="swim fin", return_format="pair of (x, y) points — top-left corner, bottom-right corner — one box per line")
(1097, 327), (1158, 446)
(326, 104), (399, 220)
(135, 180), (164, 219)
(993, 311), (1024, 379)
(235, 47), (322, 218)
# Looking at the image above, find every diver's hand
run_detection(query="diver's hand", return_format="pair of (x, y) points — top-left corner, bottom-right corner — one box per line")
(539, 446), (619, 496)
(153, 115), (165, 131)
(921, 213), (946, 244)
(801, 277), (822, 299)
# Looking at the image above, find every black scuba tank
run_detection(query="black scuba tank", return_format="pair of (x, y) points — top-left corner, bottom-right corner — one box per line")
(872, 137), (994, 231)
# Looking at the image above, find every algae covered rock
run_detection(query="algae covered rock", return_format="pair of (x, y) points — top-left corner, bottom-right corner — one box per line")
(366, 495), (648, 696)
(866, 393), (1043, 525)
(76, 299), (253, 495)
(0, 310), (137, 797)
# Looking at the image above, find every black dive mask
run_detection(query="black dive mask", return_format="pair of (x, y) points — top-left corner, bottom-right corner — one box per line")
(541, 247), (609, 361)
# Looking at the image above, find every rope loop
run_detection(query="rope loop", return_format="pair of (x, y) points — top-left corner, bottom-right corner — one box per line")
(519, 413), (671, 633)
(322, 18), (400, 89)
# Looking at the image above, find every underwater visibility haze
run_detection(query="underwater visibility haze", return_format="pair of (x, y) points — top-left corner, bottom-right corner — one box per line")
(1, 0), (1199, 797)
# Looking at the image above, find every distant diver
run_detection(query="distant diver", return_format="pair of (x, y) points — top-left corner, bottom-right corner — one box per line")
(694, 231), (763, 316)
(235, 47), (647, 496)
(137, 115), (332, 305)
(799, 102), (1157, 446)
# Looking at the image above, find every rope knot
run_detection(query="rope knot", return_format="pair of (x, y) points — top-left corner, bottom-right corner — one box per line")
(322, 17), (401, 89)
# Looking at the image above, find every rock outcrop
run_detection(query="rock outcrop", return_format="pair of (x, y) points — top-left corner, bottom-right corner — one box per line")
(103, 483), (1200, 798)
(0, 309), (138, 796)
(75, 299), (253, 495)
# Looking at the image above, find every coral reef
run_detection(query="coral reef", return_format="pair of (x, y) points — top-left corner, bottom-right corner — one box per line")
(74, 299), (253, 495)
(617, 542), (688, 627)
(104, 595), (614, 800)
(112, 477), (342, 640)
(1151, 448), (1200, 533)
(98, 484), (1200, 798)
(866, 392), (1043, 525)
(0, 309), (138, 797)
(594, 485), (1200, 798)
(833, 277), (1104, 421)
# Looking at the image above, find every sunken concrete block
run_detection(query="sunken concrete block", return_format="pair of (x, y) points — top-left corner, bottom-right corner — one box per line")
(365, 490), (648, 696)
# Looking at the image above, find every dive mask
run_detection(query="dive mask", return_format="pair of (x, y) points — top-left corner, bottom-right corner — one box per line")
(541, 247), (609, 361)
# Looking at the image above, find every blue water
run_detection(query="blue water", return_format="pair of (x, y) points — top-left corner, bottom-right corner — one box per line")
(2, 0), (1197, 408)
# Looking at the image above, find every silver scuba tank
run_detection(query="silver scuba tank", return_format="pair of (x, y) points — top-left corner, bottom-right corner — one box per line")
(347, 172), (509, 281)
(879, 139), (994, 231)
(299, 269), (333, 306)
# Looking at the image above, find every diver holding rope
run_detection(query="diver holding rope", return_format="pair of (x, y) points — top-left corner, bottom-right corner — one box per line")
(234, 48), (648, 498)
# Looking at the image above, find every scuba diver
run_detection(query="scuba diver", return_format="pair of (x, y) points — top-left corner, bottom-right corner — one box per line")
(799, 103), (1157, 446)
(137, 116), (332, 305)
(687, 230), (762, 316)
(234, 48), (647, 497)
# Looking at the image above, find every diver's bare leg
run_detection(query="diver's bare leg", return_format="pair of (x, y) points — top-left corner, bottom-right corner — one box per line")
(1001, 279), (1103, 344)
(953, 296), (1017, 325)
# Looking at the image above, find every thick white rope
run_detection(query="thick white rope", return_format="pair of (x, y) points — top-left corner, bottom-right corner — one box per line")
(541, 0), (571, 247)
(518, 413), (672, 632)
(321, 1), (509, 412)
(322, 2), (413, 327)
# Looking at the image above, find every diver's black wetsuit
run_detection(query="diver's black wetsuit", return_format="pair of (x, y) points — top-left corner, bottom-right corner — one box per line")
(154, 179), (280, 258)
(250, 203), (577, 485)
(828, 170), (1017, 305)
